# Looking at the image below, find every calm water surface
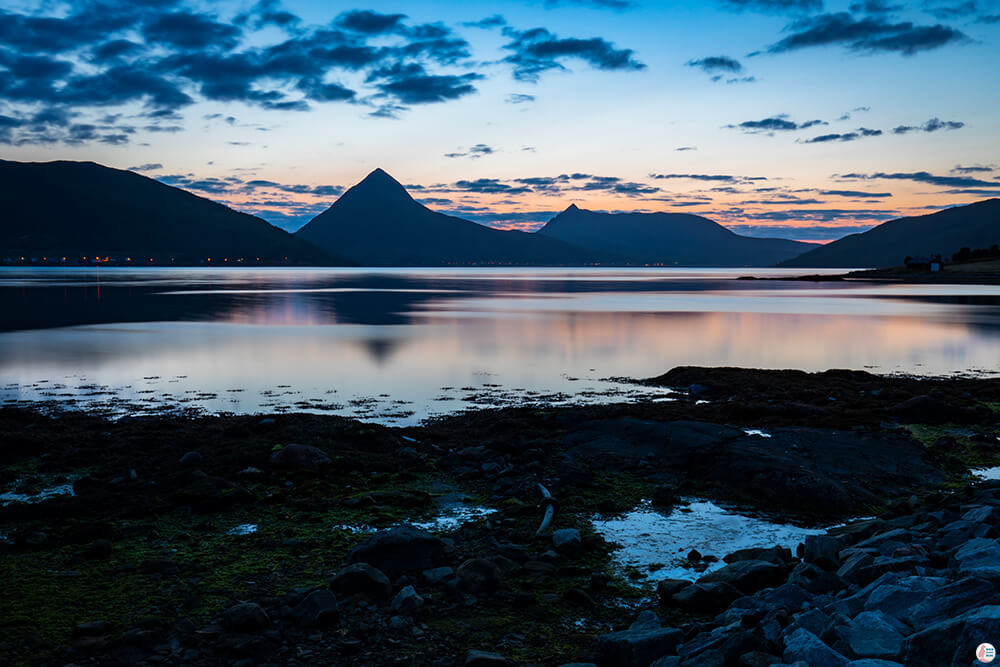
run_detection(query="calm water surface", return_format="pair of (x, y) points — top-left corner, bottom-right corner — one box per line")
(3, 267), (1000, 424)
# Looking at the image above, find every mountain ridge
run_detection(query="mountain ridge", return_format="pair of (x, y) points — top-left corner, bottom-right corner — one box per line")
(779, 199), (1000, 268)
(0, 159), (339, 265)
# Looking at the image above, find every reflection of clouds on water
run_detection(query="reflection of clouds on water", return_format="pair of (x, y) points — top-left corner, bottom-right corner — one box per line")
(2, 267), (1000, 424)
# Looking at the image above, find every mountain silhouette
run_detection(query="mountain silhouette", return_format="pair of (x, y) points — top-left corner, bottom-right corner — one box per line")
(295, 169), (612, 265)
(537, 205), (814, 266)
(780, 199), (1000, 268)
(0, 159), (338, 265)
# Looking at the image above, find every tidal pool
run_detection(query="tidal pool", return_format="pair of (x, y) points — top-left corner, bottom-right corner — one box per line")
(592, 499), (832, 583)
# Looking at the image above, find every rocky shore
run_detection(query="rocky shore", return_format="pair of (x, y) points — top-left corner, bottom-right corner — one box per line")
(2, 367), (999, 666)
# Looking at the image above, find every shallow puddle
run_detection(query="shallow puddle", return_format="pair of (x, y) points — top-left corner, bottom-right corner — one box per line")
(411, 504), (496, 531)
(0, 482), (75, 505)
(227, 523), (259, 536)
(592, 499), (832, 583)
(973, 466), (1000, 481)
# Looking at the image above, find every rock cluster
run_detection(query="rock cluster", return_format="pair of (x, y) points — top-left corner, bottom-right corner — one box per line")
(608, 480), (1000, 667)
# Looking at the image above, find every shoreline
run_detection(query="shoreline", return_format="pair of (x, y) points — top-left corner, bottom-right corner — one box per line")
(3, 366), (1000, 665)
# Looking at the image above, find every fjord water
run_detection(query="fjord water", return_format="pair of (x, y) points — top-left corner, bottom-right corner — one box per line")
(3, 267), (1000, 424)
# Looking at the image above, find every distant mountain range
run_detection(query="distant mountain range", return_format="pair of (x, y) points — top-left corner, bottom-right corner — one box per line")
(294, 169), (613, 265)
(537, 204), (813, 266)
(1, 159), (997, 268)
(780, 199), (1000, 268)
(0, 159), (338, 265)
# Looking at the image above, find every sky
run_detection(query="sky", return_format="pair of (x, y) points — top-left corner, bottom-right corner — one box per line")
(1, 0), (999, 242)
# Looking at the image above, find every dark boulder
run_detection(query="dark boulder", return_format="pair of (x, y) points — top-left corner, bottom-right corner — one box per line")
(330, 563), (392, 599)
(346, 525), (447, 577)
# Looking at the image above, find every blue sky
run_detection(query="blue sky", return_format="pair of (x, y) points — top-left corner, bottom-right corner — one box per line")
(1, 0), (998, 240)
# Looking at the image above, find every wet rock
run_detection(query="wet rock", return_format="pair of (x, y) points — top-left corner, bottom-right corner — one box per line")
(657, 578), (692, 602)
(843, 611), (904, 660)
(222, 602), (270, 633)
(330, 563), (392, 600)
(391, 585), (424, 615)
(179, 451), (203, 467)
(787, 562), (844, 595)
(837, 552), (877, 586)
(782, 627), (849, 667)
(464, 649), (511, 667)
(738, 651), (781, 666)
(670, 583), (742, 613)
(422, 566), (454, 586)
(457, 558), (502, 594)
(905, 576), (995, 628)
(861, 575), (945, 621)
(901, 605), (1000, 666)
(724, 546), (792, 566)
(346, 525), (447, 577)
(597, 611), (683, 667)
(73, 621), (112, 637)
(268, 443), (331, 469)
(804, 535), (843, 571)
(651, 485), (677, 508)
(698, 560), (788, 595)
(952, 537), (1000, 579)
(290, 589), (339, 627)
(552, 528), (582, 553)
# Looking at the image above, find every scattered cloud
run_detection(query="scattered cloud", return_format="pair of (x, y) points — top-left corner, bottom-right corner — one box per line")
(925, 1), (979, 20)
(802, 127), (882, 142)
(726, 116), (826, 133)
(837, 171), (1000, 188)
(818, 189), (892, 197)
(892, 117), (965, 134)
(720, 0), (823, 14)
(501, 26), (645, 81)
(675, 146), (697, 151)
(766, 12), (969, 55)
(129, 163), (163, 171)
(463, 15), (507, 29)
(650, 173), (765, 183)
(542, 0), (634, 8)
(506, 93), (536, 104)
(444, 143), (496, 159)
(849, 0), (902, 13)
(952, 164), (994, 173)
(687, 56), (743, 73)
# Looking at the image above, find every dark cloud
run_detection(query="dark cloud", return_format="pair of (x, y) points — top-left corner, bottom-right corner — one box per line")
(129, 163), (163, 171)
(367, 63), (481, 104)
(501, 26), (645, 81)
(743, 208), (898, 222)
(542, 0), (634, 8)
(93, 39), (143, 62)
(892, 117), (965, 134)
(926, 2), (979, 20)
(235, 0), (300, 30)
(687, 55), (743, 73)
(819, 189), (892, 197)
(0, 2), (483, 142)
(726, 116), (826, 132)
(444, 143), (496, 159)
(720, 0), (822, 13)
(952, 164), (994, 173)
(838, 171), (1000, 188)
(675, 146), (697, 151)
(651, 173), (742, 182)
(143, 11), (241, 50)
(464, 15), (507, 29)
(335, 10), (407, 35)
(767, 12), (968, 55)
(802, 127), (882, 142)
(849, 0), (902, 13)
(453, 178), (534, 194)
(979, 14), (1000, 23)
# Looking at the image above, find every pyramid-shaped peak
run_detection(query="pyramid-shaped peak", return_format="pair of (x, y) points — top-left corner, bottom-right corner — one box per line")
(566, 203), (580, 211)
(340, 167), (415, 208)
